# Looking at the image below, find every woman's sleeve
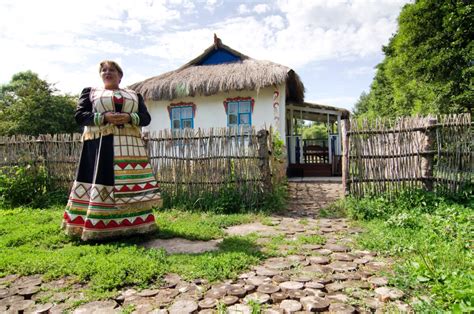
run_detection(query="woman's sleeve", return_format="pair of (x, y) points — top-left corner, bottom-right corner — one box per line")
(129, 93), (151, 127)
(74, 87), (105, 126)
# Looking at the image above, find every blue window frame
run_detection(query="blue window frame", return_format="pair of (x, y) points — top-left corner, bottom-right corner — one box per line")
(171, 106), (194, 129)
(227, 100), (252, 129)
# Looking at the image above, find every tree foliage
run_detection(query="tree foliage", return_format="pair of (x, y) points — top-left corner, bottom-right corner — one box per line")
(355, 0), (473, 117)
(302, 122), (328, 140)
(0, 71), (79, 136)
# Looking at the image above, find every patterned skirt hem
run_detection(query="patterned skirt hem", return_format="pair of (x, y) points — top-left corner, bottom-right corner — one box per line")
(61, 220), (157, 241)
(115, 198), (163, 210)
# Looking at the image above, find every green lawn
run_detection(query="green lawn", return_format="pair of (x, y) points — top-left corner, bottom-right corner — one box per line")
(0, 206), (265, 297)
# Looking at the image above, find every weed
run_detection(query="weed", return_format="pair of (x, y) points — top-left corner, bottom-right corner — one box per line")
(295, 234), (325, 245)
(161, 178), (288, 214)
(319, 199), (347, 218)
(216, 301), (227, 314)
(259, 216), (275, 226)
(247, 299), (261, 314)
(0, 164), (67, 208)
(120, 305), (136, 314)
(298, 218), (308, 225)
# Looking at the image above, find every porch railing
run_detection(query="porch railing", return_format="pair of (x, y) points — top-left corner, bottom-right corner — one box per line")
(287, 136), (332, 164)
(302, 139), (328, 163)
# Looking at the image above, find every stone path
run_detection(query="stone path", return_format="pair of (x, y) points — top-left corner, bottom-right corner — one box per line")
(0, 181), (412, 313)
(141, 238), (223, 254)
(286, 181), (343, 217)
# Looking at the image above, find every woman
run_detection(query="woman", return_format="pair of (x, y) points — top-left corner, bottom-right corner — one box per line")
(62, 60), (161, 241)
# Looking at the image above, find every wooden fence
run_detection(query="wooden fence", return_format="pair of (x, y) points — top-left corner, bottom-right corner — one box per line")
(342, 113), (473, 198)
(146, 127), (273, 206)
(0, 128), (274, 207)
(0, 133), (83, 185)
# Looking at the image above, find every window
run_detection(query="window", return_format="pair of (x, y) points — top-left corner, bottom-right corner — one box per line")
(224, 97), (254, 130)
(169, 104), (195, 129)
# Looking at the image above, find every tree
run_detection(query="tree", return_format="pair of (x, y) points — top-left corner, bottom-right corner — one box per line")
(355, 0), (473, 117)
(0, 71), (79, 135)
(302, 122), (328, 140)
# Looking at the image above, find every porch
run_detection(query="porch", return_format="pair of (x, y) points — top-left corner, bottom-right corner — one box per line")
(285, 102), (349, 177)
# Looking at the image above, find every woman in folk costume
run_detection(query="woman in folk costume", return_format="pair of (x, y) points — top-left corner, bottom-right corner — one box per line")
(62, 60), (161, 240)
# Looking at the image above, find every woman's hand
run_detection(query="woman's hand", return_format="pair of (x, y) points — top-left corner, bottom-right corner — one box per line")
(104, 112), (131, 125)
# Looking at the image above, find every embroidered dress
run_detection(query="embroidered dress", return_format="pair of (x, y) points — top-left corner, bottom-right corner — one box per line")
(62, 87), (161, 240)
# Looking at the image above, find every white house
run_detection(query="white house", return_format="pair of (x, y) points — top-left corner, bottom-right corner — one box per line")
(130, 36), (349, 177)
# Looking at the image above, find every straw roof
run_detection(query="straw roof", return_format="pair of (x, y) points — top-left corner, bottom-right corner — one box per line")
(129, 36), (305, 102)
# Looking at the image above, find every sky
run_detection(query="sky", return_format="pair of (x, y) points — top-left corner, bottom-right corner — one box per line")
(0, 0), (411, 111)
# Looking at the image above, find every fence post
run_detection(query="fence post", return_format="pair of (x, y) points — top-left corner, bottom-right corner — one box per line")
(36, 134), (48, 172)
(341, 119), (350, 196)
(421, 118), (437, 191)
(257, 129), (272, 194)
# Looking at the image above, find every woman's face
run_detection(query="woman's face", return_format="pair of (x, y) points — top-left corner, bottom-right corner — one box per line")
(100, 64), (121, 89)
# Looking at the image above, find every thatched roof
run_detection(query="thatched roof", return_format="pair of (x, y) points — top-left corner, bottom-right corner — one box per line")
(129, 36), (305, 102)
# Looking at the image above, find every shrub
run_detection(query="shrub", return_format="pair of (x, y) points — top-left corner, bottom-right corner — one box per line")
(0, 164), (67, 208)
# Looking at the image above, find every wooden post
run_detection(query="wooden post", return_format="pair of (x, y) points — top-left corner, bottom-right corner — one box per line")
(36, 134), (49, 176)
(341, 119), (350, 196)
(421, 118), (437, 191)
(257, 129), (272, 194)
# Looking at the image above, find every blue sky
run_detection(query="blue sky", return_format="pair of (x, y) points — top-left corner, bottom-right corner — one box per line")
(0, 0), (410, 111)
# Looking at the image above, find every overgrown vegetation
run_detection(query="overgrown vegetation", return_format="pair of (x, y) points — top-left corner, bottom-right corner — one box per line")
(345, 188), (473, 312)
(0, 206), (264, 297)
(160, 180), (287, 214)
(0, 164), (67, 208)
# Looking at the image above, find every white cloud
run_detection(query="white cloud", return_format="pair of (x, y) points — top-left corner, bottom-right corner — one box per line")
(0, 0), (183, 93)
(310, 96), (358, 111)
(238, 4), (249, 14)
(138, 0), (407, 69)
(253, 4), (270, 14)
(139, 28), (212, 64)
(0, 0), (410, 102)
(345, 66), (375, 78)
(205, 0), (222, 12)
(166, 0), (196, 14)
(264, 15), (285, 29)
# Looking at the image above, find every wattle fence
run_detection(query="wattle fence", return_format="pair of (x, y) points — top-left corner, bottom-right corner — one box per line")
(342, 113), (473, 198)
(2, 113), (471, 203)
(0, 128), (276, 208)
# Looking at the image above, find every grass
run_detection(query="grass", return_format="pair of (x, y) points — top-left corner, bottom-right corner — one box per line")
(344, 188), (474, 312)
(263, 233), (326, 256)
(0, 206), (265, 298)
(318, 199), (347, 218)
(155, 209), (259, 240)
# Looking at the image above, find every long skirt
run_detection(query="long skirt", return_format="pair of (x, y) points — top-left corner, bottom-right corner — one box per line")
(62, 133), (161, 241)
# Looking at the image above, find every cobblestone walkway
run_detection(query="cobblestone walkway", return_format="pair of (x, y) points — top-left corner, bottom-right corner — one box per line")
(286, 181), (343, 217)
(0, 181), (411, 313)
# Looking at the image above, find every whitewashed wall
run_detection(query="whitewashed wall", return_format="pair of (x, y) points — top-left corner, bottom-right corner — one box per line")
(144, 84), (286, 137)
